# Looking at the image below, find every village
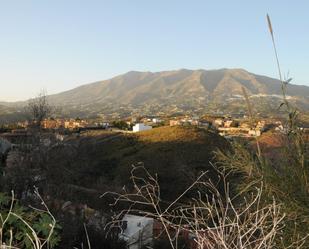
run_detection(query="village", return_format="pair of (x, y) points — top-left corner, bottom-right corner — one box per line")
(0, 113), (297, 173)
(0, 113), (299, 146)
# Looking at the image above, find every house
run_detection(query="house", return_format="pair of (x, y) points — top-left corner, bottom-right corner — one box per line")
(170, 118), (199, 127)
(199, 121), (211, 128)
(120, 215), (154, 249)
(41, 119), (67, 129)
(224, 120), (233, 128)
(64, 119), (87, 130)
(256, 121), (266, 131)
(133, 123), (152, 132)
(214, 119), (224, 127)
(190, 120), (199, 126)
(240, 123), (250, 129)
(170, 120), (182, 126)
(152, 118), (162, 124)
(248, 129), (261, 137)
(120, 214), (197, 249)
(41, 119), (58, 129)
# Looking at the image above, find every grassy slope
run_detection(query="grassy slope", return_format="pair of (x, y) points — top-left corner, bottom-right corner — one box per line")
(43, 126), (230, 207)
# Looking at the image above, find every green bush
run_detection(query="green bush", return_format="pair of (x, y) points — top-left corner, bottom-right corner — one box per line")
(0, 191), (61, 248)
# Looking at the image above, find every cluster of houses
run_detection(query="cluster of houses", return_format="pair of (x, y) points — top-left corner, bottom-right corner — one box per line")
(41, 118), (88, 130)
(169, 116), (201, 127)
(168, 115), (267, 137)
(117, 115), (276, 137)
(216, 119), (266, 137)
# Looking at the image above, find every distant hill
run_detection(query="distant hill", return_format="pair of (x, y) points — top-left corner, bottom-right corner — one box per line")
(1, 68), (309, 120)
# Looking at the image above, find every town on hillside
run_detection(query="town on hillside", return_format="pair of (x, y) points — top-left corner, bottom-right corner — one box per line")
(1, 113), (307, 161)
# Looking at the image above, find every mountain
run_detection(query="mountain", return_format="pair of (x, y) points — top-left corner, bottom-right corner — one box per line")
(45, 68), (309, 117)
(47, 68), (309, 103)
(1, 68), (309, 120)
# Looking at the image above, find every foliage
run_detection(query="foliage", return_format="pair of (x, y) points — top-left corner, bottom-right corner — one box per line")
(212, 14), (309, 247)
(0, 190), (60, 248)
(112, 120), (131, 130)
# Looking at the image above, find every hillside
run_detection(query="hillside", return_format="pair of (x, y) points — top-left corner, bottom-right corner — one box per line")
(3, 125), (231, 248)
(32, 126), (230, 206)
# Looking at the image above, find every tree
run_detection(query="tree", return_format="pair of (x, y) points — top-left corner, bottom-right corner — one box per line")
(26, 90), (52, 128)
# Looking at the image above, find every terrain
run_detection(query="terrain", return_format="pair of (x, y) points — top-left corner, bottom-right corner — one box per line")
(3, 126), (230, 248)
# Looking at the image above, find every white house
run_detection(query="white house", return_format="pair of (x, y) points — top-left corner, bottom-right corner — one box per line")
(133, 123), (152, 133)
(152, 118), (162, 124)
(120, 214), (154, 249)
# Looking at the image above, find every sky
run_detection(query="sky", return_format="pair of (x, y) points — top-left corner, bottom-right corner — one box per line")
(0, 1), (309, 101)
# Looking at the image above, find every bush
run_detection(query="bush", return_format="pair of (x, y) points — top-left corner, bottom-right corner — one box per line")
(0, 190), (60, 248)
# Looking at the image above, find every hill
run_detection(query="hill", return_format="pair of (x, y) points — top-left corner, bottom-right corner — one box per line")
(3, 125), (231, 248)
(29, 126), (231, 206)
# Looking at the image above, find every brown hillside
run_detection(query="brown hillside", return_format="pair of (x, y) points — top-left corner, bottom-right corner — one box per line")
(41, 126), (231, 206)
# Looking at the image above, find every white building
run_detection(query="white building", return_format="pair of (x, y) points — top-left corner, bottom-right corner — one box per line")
(120, 214), (154, 249)
(133, 123), (152, 133)
(152, 118), (162, 124)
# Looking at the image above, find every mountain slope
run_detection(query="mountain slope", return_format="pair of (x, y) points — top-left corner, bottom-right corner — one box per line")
(1, 68), (309, 120)
(44, 68), (309, 116)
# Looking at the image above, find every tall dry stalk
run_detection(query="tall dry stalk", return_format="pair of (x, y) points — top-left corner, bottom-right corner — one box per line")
(266, 14), (309, 192)
(241, 86), (262, 158)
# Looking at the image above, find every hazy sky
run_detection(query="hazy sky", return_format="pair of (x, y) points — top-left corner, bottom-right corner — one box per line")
(1, 1), (309, 101)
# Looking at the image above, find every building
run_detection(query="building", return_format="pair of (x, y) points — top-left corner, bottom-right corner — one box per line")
(170, 120), (182, 126)
(248, 129), (261, 137)
(133, 123), (152, 132)
(120, 214), (197, 249)
(64, 119), (87, 130)
(169, 117), (199, 127)
(199, 121), (211, 128)
(120, 215), (154, 249)
(152, 118), (162, 124)
(224, 120), (233, 128)
(41, 119), (59, 129)
(214, 118), (224, 127)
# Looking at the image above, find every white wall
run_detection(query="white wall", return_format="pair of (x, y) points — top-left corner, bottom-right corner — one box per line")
(133, 123), (152, 132)
(120, 214), (154, 249)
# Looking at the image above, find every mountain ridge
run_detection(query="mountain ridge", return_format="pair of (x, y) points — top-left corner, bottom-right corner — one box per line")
(1, 68), (309, 119)
(46, 68), (309, 103)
